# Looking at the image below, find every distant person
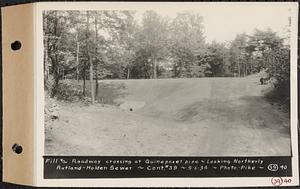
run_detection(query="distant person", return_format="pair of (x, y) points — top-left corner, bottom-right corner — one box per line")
(260, 77), (268, 85)
(260, 77), (264, 85)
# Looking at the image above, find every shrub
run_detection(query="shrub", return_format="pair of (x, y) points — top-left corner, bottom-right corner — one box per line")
(265, 47), (290, 110)
(55, 80), (84, 102)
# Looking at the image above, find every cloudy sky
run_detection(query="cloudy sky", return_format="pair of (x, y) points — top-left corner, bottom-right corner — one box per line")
(134, 3), (292, 43)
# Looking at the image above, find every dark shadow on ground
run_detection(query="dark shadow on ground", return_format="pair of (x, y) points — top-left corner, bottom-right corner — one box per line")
(240, 96), (291, 136)
(175, 96), (290, 136)
(263, 87), (290, 114)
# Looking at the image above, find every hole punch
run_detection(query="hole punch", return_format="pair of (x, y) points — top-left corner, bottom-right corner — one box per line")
(12, 143), (23, 154)
(11, 41), (22, 51)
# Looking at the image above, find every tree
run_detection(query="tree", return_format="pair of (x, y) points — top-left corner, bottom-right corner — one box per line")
(136, 11), (169, 79)
(120, 11), (138, 79)
(229, 33), (249, 77)
(103, 10), (138, 79)
(169, 12), (206, 78)
(247, 29), (284, 71)
(67, 11), (84, 82)
(85, 11), (95, 104)
(44, 11), (74, 97)
(202, 41), (229, 77)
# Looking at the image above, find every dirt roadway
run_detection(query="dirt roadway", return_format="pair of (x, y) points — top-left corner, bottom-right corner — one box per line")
(45, 77), (291, 156)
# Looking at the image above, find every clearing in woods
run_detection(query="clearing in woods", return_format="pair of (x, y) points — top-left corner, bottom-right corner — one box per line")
(45, 76), (291, 156)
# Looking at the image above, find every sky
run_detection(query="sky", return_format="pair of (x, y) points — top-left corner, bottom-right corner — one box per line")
(134, 3), (292, 43)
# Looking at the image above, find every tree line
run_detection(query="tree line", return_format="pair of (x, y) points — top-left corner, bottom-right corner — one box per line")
(44, 10), (290, 104)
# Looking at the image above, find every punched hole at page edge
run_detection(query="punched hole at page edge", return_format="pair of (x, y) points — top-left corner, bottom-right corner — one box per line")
(12, 143), (23, 154)
(11, 40), (22, 51)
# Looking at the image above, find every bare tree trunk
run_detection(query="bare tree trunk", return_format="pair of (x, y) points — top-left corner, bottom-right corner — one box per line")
(94, 15), (99, 98)
(45, 44), (49, 80)
(43, 15), (49, 83)
(76, 31), (80, 82)
(44, 18), (49, 81)
(249, 59), (252, 74)
(89, 57), (95, 103)
(86, 11), (95, 104)
(62, 67), (65, 80)
(50, 11), (60, 98)
(83, 69), (86, 96)
(153, 58), (157, 79)
(237, 60), (241, 77)
(50, 55), (60, 98)
(127, 67), (130, 79)
(95, 67), (98, 97)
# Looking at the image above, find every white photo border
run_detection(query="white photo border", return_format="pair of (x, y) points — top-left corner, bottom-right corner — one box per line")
(34, 2), (299, 187)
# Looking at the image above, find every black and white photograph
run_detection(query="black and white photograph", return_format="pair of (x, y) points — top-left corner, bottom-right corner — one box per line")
(43, 4), (293, 157)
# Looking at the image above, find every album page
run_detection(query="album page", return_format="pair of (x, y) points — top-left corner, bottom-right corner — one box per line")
(2, 2), (299, 187)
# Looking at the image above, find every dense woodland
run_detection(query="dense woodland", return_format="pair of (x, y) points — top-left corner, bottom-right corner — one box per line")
(44, 10), (291, 105)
